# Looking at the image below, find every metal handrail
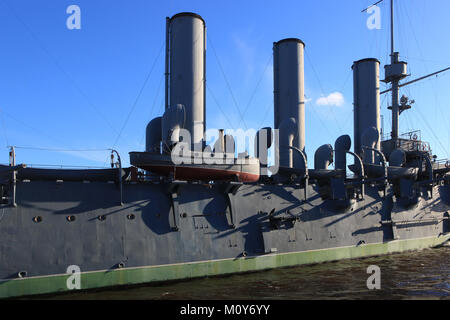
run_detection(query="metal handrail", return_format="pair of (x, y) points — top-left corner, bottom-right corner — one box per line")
(23, 164), (110, 169)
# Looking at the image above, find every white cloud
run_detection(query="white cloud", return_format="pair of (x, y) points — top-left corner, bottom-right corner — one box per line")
(315, 92), (344, 107)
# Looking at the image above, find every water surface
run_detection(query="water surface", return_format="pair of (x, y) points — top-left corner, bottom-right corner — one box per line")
(46, 246), (450, 300)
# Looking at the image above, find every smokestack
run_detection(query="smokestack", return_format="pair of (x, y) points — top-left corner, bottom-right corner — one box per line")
(352, 58), (381, 158)
(273, 38), (305, 169)
(166, 12), (206, 148)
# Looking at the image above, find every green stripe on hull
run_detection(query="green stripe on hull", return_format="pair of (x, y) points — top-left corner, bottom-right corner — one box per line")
(1, 235), (449, 299)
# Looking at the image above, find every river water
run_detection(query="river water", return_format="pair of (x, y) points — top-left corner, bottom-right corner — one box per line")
(46, 246), (449, 300)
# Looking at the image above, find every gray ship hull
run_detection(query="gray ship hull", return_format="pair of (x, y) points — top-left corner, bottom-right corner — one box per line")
(1, 178), (449, 298)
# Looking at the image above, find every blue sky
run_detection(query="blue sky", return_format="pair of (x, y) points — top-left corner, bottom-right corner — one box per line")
(0, 0), (449, 167)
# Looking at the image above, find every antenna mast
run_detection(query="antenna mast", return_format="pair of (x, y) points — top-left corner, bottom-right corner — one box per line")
(382, 0), (408, 140)
(390, 0), (394, 56)
(383, 0), (450, 139)
(390, 0), (400, 140)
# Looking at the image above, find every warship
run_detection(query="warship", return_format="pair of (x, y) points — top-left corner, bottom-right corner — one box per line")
(1, 1), (450, 298)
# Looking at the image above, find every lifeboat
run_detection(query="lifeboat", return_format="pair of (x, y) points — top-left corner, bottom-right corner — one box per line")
(129, 152), (260, 183)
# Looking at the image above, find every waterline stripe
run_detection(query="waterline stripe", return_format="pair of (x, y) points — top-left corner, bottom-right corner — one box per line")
(1, 234), (448, 299)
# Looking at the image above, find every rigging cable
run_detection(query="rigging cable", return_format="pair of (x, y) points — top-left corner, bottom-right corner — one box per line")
(2, 111), (113, 162)
(9, 146), (112, 152)
(139, 73), (165, 148)
(240, 53), (273, 126)
(401, 1), (449, 156)
(9, 146), (117, 169)
(2, 111), (70, 147)
(413, 106), (449, 157)
(208, 36), (248, 130)
(0, 0), (119, 135)
(111, 41), (165, 150)
(206, 84), (235, 131)
(256, 98), (274, 130)
(0, 109), (9, 147)
(305, 49), (343, 136)
(336, 69), (353, 133)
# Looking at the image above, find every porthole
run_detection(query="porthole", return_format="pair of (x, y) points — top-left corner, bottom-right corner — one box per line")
(32, 216), (42, 223)
(17, 271), (27, 278)
(98, 215), (106, 221)
(67, 215), (76, 222)
(127, 214), (135, 220)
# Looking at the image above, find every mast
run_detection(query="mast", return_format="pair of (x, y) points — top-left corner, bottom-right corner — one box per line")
(390, 0), (394, 56)
(390, 0), (400, 140)
(383, 0), (407, 140)
(382, 0), (449, 140)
